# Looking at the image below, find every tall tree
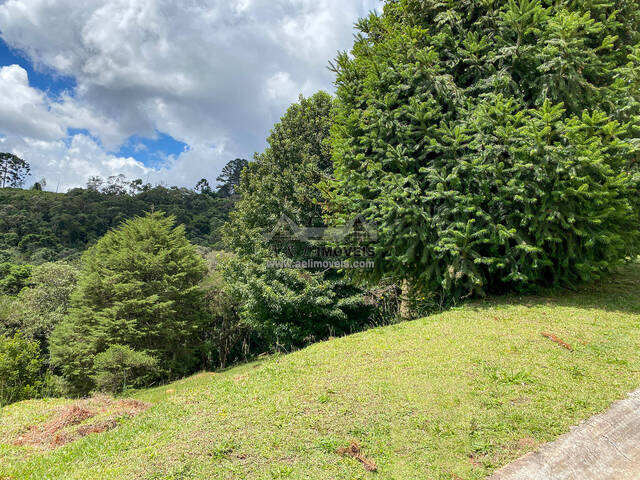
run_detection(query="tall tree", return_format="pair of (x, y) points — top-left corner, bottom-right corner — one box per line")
(224, 93), (335, 250)
(0, 153), (30, 188)
(327, 0), (640, 299)
(221, 92), (376, 352)
(216, 158), (248, 197)
(50, 212), (207, 395)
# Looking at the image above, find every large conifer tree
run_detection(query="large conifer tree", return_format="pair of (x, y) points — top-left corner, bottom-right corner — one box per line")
(328, 0), (640, 298)
(51, 212), (207, 394)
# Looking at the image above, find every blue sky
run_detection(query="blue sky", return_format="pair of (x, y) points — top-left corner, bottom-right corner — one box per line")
(0, 0), (379, 191)
(1, 37), (190, 169)
(0, 38), (75, 96)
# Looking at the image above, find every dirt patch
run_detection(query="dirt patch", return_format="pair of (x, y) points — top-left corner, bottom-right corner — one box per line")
(13, 396), (150, 449)
(337, 441), (378, 472)
(541, 332), (572, 351)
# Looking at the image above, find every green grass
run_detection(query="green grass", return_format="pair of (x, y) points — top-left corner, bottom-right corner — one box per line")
(2, 264), (640, 480)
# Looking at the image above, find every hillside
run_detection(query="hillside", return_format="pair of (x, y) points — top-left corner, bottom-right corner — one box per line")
(0, 187), (232, 263)
(1, 264), (639, 480)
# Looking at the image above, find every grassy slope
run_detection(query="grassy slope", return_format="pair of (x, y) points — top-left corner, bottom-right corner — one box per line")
(1, 265), (640, 480)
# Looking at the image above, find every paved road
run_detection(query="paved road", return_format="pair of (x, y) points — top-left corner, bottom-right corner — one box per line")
(490, 390), (640, 480)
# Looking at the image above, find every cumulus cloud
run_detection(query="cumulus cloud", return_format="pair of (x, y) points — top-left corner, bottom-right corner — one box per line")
(0, 0), (380, 190)
(0, 64), (66, 140)
(2, 133), (150, 192)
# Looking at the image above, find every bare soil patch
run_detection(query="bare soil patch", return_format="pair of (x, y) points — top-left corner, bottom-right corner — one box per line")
(13, 395), (149, 449)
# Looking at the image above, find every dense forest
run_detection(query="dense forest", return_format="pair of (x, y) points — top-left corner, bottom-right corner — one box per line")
(0, 159), (250, 264)
(0, 186), (233, 264)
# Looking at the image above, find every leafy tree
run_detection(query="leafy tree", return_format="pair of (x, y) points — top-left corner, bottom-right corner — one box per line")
(224, 93), (336, 253)
(103, 174), (129, 195)
(31, 179), (46, 191)
(222, 93), (378, 351)
(0, 333), (43, 406)
(0, 153), (30, 188)
(16, 262), (79, 356)
(50, 212), (207, 395)
(195, 178), (213, 195)
(327, 0), (640, 299)
(86, 176), (104, 191)
(92, 345), (158, 394)
(218, 251), (348, 352)
(216, 158), (248, 197)
(0, 262), (32, 295)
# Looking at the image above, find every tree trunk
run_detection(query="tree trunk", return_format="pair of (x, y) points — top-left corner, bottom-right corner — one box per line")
(399, 279), (412, 320)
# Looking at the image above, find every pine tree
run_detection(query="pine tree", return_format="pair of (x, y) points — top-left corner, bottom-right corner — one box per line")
(0, 153), (30, 188)
(216, 158), (249, 197)
(50, 212), (207, 395)
(327, 0), (640, 298)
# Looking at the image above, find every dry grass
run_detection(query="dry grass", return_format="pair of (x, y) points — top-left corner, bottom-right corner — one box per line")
(12, 395), (149, 449)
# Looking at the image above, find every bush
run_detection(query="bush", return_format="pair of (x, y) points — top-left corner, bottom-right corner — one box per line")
(50, 212), (207, 396)
(327, 0), (640, 299)
(92, 345), (158, 394)
(0, 334), (44, 406)
(219, 252), (358, 353)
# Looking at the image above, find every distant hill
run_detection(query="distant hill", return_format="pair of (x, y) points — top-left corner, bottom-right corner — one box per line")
(0, 187), (234, 263)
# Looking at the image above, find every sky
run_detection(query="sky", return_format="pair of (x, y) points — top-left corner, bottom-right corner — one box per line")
(0, 0), (380, 192)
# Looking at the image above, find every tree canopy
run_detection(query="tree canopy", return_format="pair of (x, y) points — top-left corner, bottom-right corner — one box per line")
(0, 153), (30, 189)
(50, 212), (207, 395)
(0, 185), (234, 263)
(327, 0), (640, 298)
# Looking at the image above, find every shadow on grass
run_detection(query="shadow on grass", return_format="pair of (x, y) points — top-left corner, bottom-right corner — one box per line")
(466, 263), (640, 316)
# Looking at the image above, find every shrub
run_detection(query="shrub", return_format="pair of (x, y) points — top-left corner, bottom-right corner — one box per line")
(327, 0), (640, 299)
(219, 252), (356, 353)
(0, 333), (43, 406)
(92, 345), (158, 394)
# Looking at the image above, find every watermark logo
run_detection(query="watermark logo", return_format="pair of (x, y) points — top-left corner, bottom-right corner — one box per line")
(263, 215), (377, 270)
(264, 214), (377, 243)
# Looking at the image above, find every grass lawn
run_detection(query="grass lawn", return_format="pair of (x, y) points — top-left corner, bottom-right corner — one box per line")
(1, 264), (640, 480)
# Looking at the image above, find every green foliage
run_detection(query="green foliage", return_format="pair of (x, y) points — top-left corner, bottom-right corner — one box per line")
(222, 93), (378, 351)
(50, 212), (207, 396)
(216, 158), (249, 197)
(200, 252), (249, 368)
(0, 333), (43, 407)
(218, 252), (349, 352)
(0, 185), (234, 264)
(92, 345), (158, 394)
(15, 262), (79, 354)
(0, 262), (32, 295)
(327, 0), (640, 298)
(224, 92), (336, 253)
(0, 153), (30, 189)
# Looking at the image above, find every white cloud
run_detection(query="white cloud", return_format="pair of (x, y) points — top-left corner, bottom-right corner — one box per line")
(3, 133), (151, 192)
(0, 64), (66, 140)
(0, 0), (380, 190)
